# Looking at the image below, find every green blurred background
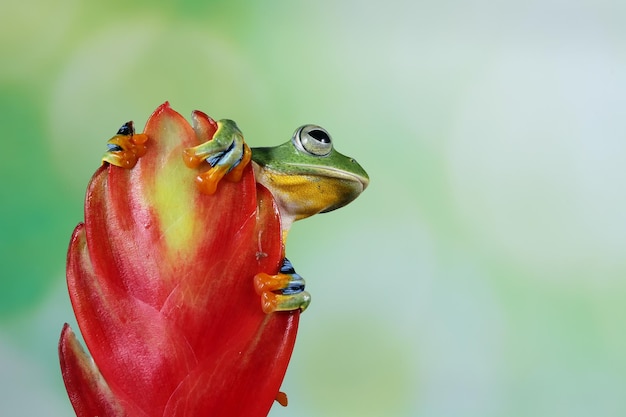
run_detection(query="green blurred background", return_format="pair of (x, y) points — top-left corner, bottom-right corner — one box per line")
(2, 0), (625, 416)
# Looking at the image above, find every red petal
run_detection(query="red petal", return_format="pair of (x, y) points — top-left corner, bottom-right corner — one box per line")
(162, 185), (299, 417)
(191, 110), (219, 143)
(59, 323), (148, 417)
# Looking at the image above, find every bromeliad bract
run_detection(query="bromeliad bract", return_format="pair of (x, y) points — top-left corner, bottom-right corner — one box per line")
(59, 102), (298, 417)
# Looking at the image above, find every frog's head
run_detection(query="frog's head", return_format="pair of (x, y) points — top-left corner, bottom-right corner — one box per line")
(252, 124), (369, 231)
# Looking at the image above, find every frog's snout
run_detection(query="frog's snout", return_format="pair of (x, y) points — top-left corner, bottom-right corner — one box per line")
(349, 158), (369, 191)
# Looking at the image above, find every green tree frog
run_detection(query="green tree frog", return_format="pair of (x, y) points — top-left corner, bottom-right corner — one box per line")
(104, 118), (369, 314)
(249, 123), (369, 313)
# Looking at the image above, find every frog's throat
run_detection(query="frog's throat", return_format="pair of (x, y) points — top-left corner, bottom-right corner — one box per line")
(251, 163), (294, 238)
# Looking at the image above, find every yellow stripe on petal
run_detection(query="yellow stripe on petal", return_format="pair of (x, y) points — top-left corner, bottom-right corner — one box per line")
(150, 151), (201, 261)
(141, 104), (205, 261)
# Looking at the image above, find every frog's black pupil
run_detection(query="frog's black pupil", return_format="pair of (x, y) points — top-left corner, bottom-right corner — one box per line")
(309, 129), (330, 143)
(117, 122), (134, 136)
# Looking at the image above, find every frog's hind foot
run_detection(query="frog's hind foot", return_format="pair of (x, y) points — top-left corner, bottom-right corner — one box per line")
(254, 258), (311, 314)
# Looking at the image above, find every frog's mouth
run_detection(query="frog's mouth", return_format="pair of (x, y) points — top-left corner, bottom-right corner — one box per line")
(322, 167), (369, 193)
(289, 164), (369, 192)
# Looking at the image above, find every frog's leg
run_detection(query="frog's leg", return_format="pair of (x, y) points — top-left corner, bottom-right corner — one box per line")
(102, 121), (149, 169)
(254, 258), (311, 314)
(223, 142), (252, 183)
(183, 120), (250, 194)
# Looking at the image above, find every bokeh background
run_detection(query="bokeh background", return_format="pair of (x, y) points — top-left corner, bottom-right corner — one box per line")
(2, 0), (625, 416)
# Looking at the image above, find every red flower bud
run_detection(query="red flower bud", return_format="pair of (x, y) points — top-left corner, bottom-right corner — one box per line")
(59, 102), (299, 417)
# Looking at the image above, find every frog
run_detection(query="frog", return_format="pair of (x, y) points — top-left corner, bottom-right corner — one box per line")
(103, 116), (369, 314)
(246, 123), (369, 313)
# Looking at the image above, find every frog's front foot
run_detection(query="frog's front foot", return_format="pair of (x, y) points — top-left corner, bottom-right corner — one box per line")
(254, 258), (311, 314)
(183, 119), (251, 194)
(193, 143), (251, 194)
(102, 121), (149, 168)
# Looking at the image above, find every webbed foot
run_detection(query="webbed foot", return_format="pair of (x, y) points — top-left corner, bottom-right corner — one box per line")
(254, 258), (311, 314)
(102, 122), (148, 168)
(183, 119), (251, 194)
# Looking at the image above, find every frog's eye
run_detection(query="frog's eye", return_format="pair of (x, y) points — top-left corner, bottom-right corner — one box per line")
(293, 124), (333, 157)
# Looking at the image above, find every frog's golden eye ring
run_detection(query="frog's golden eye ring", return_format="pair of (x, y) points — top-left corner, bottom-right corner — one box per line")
(293, 124), (333, 157)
